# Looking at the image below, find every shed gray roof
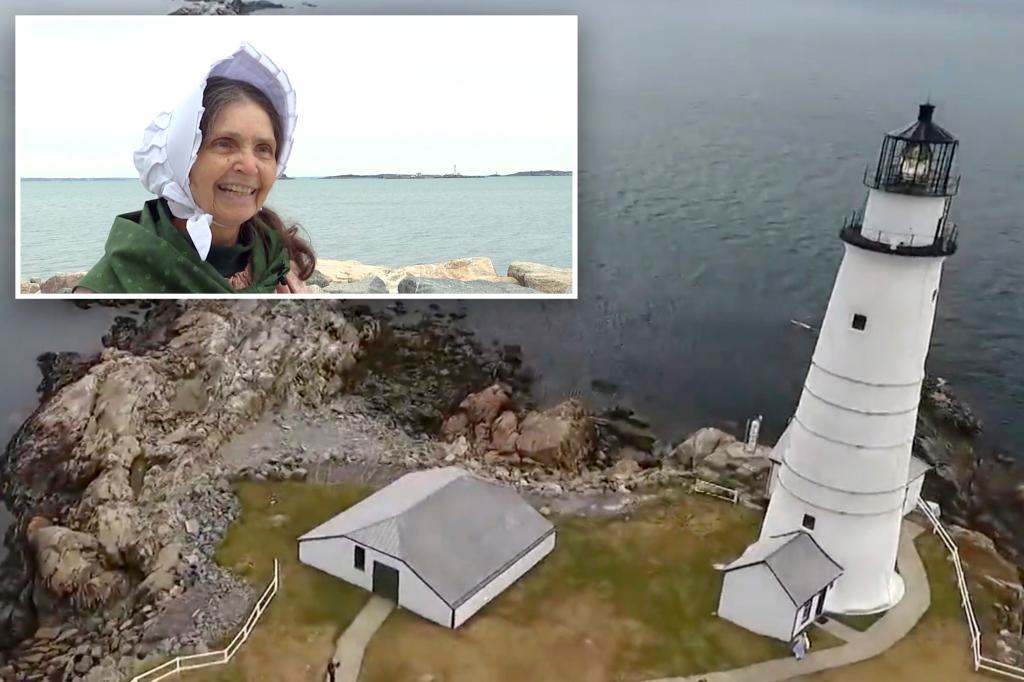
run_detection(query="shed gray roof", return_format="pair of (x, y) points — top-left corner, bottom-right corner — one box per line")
(299, 467), (554, 608)
(724, 531), (843, 607)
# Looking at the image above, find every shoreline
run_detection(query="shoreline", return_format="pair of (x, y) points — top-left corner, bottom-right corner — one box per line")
(19, 258), (574, 295)
(0, 300), (1020, 679)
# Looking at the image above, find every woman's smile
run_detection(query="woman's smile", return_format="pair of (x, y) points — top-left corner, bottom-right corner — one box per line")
(216, 182), (259, 201)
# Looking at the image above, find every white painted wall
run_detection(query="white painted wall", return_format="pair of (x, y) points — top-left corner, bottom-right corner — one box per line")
(757, 188), (948, 614)
(861, 190), (947, 247)
(903, 476), (925, 516)
(792, 588), (825, 636)
(299, 536), (452, 626)
(452, 532), (556, 628)
(718, 564), (796, 642)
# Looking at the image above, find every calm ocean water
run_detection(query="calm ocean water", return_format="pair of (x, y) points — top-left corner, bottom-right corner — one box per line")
(19, 176), (573, 279)
(3, 0), (1024, 482)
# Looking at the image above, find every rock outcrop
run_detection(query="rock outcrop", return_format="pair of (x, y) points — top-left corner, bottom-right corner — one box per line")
(0, 300), (371, 655)
(323, 276), (389, 294)
(397, 276), (537, 294)
(440, 384), (596, 471)
(506, 261), (572, 293)
(670, 426), (772, 496)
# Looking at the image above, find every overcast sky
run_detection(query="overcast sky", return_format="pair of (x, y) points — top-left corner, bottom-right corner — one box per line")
(16, 15), (576, 178)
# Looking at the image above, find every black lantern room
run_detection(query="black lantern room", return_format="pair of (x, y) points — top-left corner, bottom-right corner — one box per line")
(865, 103), (959, 197)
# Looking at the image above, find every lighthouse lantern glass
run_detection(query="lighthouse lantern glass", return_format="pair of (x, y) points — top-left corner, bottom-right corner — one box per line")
(899, 143), (932, 183)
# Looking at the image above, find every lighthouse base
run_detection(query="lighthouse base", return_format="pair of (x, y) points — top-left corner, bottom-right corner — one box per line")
(825, 571), (905, 616)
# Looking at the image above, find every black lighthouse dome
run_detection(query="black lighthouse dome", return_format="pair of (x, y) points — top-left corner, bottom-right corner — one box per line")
(865, 103), (960, 197)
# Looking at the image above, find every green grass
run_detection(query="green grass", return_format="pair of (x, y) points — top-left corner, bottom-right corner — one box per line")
(178, 481), (375, 681)
(917, 533), (967, 623)
(361, 490), (809, 682)
(523, 496), (789, 675)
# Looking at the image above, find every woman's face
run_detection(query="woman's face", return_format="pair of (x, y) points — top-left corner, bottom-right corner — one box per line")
(189, 99), (278, 229)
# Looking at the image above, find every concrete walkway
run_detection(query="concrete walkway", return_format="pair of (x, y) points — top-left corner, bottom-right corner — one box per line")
(328, 596), (395, 682)
(815, 617), (864, 644)
(646, 520), (931, 682)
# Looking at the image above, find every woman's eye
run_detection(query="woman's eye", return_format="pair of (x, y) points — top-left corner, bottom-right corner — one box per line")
(258, 145), (274, 155)
(213, 138), (232, 148)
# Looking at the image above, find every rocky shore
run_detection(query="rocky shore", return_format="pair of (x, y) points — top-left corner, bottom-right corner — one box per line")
(20, 258), (572, 296)
(169, 0), (284, 15)
(0, 300), (1020, 680)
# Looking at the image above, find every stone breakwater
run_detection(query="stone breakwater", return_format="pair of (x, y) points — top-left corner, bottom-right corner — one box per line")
(20, 258), (573, 295)
(0, 299), (1021, 679)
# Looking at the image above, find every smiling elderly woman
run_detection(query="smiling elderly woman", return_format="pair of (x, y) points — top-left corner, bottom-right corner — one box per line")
(76, 43), (314, 294)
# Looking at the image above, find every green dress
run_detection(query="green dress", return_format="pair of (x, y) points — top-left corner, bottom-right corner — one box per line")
(76, 198), (290, 294)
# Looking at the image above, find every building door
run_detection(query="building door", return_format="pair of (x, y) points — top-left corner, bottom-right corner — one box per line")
(372, 561), (400, 602)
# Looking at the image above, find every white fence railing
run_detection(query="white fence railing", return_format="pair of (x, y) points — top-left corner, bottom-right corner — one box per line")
(130, 559), (281, 682)
(916, 500), (1024, 680)
(693, 478), (739, 504)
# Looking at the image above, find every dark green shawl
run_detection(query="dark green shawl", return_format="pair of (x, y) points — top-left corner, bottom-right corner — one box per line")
(76, 198), (290, 294)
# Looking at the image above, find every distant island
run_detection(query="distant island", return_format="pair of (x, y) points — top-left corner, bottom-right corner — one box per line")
(322, 170), (572, 180)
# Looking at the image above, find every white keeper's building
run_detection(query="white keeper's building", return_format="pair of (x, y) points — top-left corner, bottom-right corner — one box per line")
(718, 530), (843, 641)
(298, 466), (556, 628)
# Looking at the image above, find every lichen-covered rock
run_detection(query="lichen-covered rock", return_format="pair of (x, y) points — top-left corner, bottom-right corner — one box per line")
(0, 301), (370, 644)
(459, 384), (511, 426)
(671, 427), (737, 468)
(27, 519), (129, 610)
(516, 399), (595, 470)
(692, 440), (772, 494)
(491, 411), (519, 454)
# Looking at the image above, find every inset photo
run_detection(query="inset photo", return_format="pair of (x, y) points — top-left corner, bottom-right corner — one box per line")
(15, 15), (577, 298)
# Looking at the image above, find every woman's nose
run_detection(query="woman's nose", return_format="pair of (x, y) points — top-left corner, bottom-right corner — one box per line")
(234, 150), (259, 175)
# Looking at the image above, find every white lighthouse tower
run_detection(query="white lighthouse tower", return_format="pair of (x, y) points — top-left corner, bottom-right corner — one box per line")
(744, 104), (960, 618)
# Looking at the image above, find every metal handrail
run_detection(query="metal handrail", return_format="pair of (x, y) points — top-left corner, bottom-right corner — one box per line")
(916, 500), (1024, 679)
(842, 211), (958, 251)
(130, 559), (281, 682)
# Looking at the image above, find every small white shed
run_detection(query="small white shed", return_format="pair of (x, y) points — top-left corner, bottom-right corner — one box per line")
(718, 530), (843, 642)
(298, 466), (555, 629)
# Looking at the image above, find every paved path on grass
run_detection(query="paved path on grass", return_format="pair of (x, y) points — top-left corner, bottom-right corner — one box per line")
(329, 596), (395, 682)
(646, 520), (930, 682)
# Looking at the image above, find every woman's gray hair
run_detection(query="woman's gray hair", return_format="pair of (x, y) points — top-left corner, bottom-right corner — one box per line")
(198, 77), (284, 161)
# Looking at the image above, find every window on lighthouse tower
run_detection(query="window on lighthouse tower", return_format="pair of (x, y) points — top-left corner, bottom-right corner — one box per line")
(852, 314), (867, 331)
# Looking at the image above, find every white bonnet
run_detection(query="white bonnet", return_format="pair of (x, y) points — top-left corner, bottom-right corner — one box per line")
(133, 42), (297, 260)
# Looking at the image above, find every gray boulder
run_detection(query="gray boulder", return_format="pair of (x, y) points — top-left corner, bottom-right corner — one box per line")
(307, 270), (331, 288)
(323, 276), (388, 294)
(397, 276), (536, 294)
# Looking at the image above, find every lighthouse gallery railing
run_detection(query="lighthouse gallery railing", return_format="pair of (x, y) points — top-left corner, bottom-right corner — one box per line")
(916, 499), (1024, 680)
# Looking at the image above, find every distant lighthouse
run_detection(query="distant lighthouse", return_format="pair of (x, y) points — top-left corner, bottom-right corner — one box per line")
(718, 104), (962, 628)
(759, 103), (960, 614)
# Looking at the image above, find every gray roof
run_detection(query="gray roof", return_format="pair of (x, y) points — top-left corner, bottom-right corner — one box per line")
(299, 467), (554, 607)
(724, 531), (843, 607)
